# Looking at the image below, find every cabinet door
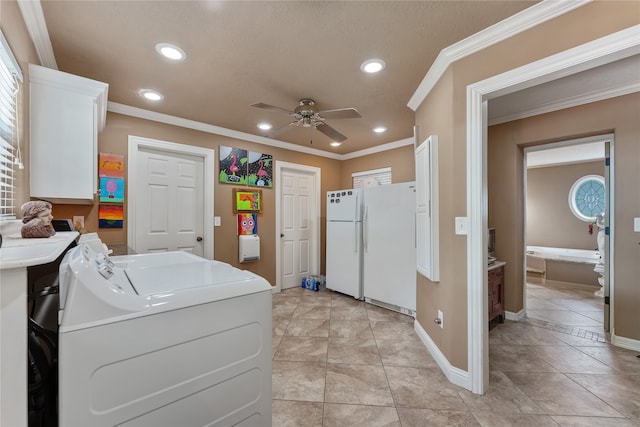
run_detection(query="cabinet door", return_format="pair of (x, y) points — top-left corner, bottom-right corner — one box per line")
(29, 64), (107, 204)
(30, 83), (96, 201)
(415, 135), (439, 281)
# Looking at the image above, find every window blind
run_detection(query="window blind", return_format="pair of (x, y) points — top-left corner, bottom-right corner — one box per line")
(352, 167), (392, 189)
(0, 30), (23, 219)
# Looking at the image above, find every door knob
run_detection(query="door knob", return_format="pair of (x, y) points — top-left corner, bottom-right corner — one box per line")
(281, 233), (284, 238)
(196, 236), (203, 242)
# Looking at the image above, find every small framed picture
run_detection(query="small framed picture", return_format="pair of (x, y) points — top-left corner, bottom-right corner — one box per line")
(233, 189), (262, 213)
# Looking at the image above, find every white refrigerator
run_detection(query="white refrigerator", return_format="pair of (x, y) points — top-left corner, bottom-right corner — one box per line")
(326, 189), (363, 299)
(325, 183), (417, 313)
(362, 182), (416, 314)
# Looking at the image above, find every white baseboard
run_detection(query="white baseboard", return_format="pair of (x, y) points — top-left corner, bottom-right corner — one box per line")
(611, 331), (640, 352)
(505, 309), (525, 321)
(414, 320), (471, 391)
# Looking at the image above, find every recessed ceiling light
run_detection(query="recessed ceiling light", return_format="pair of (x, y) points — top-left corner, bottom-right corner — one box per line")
(257, 122), (272, 131)
(330, 142), (342, 147)
(373, 126), (387, 133)
(138, 89), (164, 101)
(155, 43), (186, 61)
(360, 59), (386, 73)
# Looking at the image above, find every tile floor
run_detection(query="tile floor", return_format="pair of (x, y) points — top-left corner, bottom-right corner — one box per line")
(271, 286), (640, 426)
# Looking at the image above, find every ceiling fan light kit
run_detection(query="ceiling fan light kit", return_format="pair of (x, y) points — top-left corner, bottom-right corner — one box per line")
(250, 98), (361, 142)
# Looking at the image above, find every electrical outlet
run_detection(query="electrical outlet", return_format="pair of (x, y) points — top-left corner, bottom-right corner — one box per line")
(73, 216), (84, 229)
(437, 309), (444, 328)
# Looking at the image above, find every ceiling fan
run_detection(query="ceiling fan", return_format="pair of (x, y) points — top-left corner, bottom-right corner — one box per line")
(250, 98), (361, 142)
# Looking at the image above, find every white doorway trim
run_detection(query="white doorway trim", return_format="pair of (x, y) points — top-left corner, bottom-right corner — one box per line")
(127, 135), (215, 259)
(467, 26), (639, 394)
(275, 161), (321, 293)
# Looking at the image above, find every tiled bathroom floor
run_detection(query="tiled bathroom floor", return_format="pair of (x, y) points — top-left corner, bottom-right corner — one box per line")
(526, 283), (605, 339)
(272, 287), (640, 426)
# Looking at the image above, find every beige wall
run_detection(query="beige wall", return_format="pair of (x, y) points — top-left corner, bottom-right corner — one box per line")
(526, 161), (604, 250)
(489, 93), (640, 340)
(415, 1), (640, 371)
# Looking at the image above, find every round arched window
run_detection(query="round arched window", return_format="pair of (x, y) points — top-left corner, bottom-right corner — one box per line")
(568, 175), (605, 222)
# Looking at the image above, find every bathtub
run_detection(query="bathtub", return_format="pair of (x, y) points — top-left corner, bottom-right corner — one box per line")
(526, 245), (601, 287)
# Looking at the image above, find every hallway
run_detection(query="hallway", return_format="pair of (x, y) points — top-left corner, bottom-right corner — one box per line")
(272, 287), (639, 426)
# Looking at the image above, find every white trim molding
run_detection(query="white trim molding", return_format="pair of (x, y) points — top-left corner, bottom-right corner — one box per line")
(17, 0), (57, 69)
(408, 0), (589, 111)
(466, 24), (640, 395)
(505, 309), (525, 322)
(611, 333), (640, 352)
(489, 80), (640, 126)
(414, 320), (470, 390)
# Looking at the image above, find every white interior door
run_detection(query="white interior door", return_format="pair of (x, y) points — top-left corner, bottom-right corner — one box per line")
(280, 169), (315, 289)
(134, 148), (204, 255)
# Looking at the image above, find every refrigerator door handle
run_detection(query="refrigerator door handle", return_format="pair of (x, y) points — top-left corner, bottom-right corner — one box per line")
(363, 206), (368, 251)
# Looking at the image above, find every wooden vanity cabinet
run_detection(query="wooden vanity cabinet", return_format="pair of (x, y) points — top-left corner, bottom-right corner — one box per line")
(488, 262), (505, 323)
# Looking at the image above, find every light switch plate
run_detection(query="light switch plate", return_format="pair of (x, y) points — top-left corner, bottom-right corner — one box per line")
(455, 217), (468, 235)
(214, 216), (221, 227)
(634, 217), (640, 232)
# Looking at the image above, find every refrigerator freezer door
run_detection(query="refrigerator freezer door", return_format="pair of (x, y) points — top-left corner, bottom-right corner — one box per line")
(363, 183), (416, 312)
(326, 189), (362, 221)
(326, 220), (362, 299)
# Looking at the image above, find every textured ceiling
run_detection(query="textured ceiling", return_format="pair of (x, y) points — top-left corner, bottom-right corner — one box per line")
(39, 0), (535, 154)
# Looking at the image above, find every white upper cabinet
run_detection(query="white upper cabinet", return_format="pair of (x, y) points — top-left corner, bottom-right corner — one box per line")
(29, 64), (108, 204)
(415, 135), (439, 281)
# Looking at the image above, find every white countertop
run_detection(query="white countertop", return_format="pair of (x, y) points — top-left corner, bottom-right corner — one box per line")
(0, 231), (78, 269)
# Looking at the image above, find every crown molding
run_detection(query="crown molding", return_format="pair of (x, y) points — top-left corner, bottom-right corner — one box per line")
(489, 80), (640, 126)
(108, 102), (346, 159)
(108, 101), (414, 160)
(407, 0), (590, 111)
(17, 0), (57, 69)
(340, 138), (414, 160)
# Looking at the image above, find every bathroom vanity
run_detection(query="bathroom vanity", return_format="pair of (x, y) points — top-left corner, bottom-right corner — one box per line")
(488, 261), (506, 323)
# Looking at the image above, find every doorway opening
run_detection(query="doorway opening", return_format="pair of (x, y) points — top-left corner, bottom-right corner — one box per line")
(523, 135), (613, 341)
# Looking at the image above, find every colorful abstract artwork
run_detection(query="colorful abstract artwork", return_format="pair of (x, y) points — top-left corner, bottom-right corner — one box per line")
(99, 177), (124, 203)
(99, 204), (123, 228)
(98, 152), (125, 228)
(233, 189), (262, 213)
(237, 213), (258, 235)
(247, 152), (273, 187)
(219, 146), (248, 185)
(99, 153), (124, 178)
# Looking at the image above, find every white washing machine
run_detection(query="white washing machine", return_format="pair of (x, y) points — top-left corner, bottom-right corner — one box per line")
(58, 235), (272, 426)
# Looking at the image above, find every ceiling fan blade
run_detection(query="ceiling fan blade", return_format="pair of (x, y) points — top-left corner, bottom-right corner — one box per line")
(315, 122), (347, 142)
(267, 121), (299, 138)
(250, 102), (293, 115)
(318, 108), (361, 120)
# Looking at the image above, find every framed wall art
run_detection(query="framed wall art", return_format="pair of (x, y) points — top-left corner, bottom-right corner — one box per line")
(219, 146), (248, 185)
(247, 152), (273, 187)
(233, 189), (262, 213)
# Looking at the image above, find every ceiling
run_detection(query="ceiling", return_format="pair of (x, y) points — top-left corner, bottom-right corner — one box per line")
(34, 0), (537, 155)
